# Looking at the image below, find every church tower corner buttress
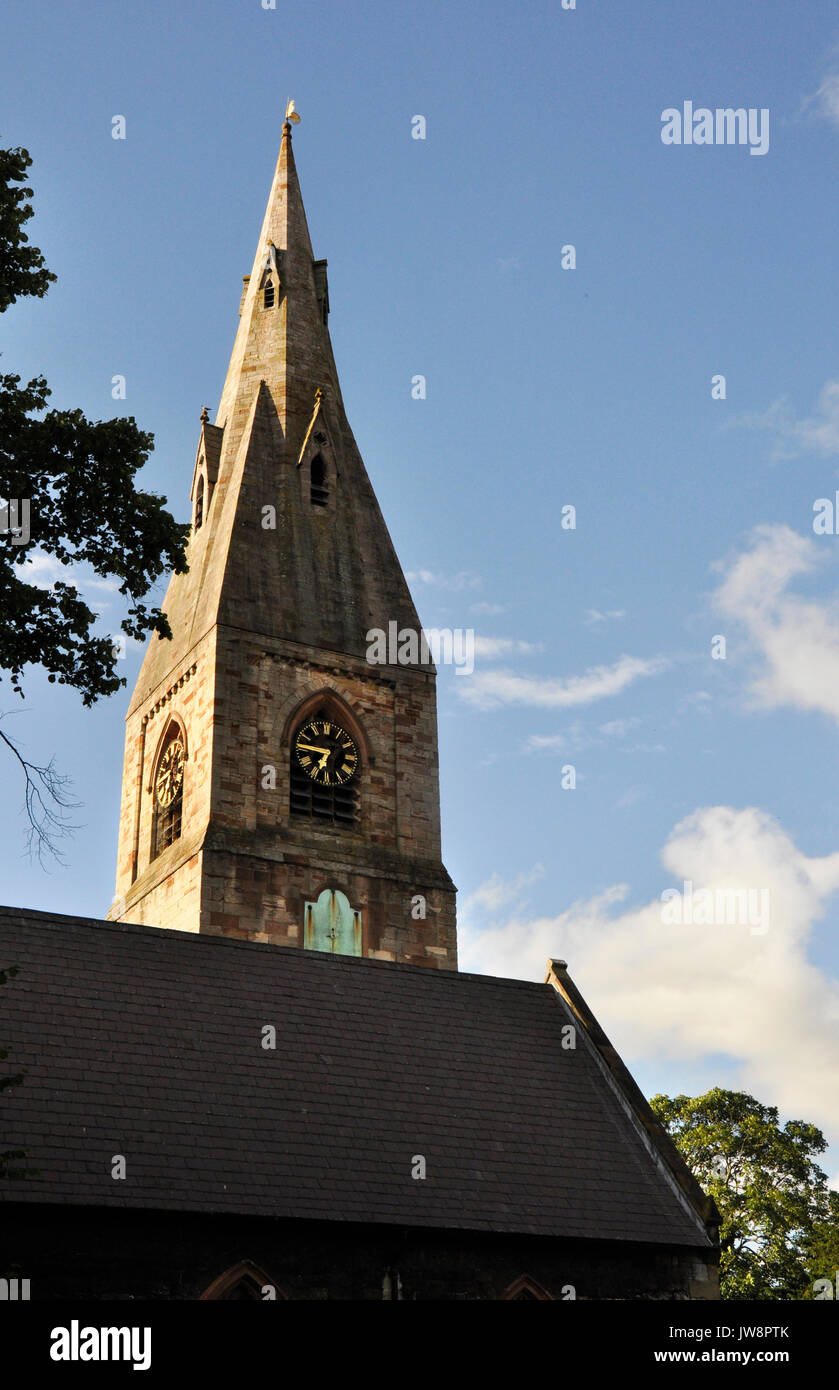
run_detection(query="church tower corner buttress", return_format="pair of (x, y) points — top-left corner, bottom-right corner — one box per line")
(108, 121), (457, 969)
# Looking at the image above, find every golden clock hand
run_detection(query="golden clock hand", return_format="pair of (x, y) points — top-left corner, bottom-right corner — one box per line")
(297, 742), (331, 756)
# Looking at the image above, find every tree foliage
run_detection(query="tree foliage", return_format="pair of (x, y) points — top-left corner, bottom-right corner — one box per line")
(0, 145), (55, 311)
(0, 139), (190, 856)
(802, 1188), (839, 1299)
(0, 372), (188, 704)
(651, 1087), (838, 1299)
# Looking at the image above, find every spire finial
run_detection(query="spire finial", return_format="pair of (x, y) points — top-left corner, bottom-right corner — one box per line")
(200, 405), (210, 425)
(284, 98), (301, 138)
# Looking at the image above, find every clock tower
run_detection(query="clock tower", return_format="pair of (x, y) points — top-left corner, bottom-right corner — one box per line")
(108, 120), (457, 968)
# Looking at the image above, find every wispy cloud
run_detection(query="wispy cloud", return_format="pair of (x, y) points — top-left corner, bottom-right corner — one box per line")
(23, 552), (122, 599)
(803, 52), (839, 128)
(405, 569), (482, 591)
(525, 732), (570, 754)
(470, 601), (509, 616)
(680, 690), (713, 713)
(474, 636), (543, 659)
(524, 716), (641, 755)
(466, 864), (545, 915)
(598, 716), (642, 738)
(583, 608), (626, 626)
(734, 379), (839, 460)
(713, 523), (839, 724)
(459, 654), (669, 710)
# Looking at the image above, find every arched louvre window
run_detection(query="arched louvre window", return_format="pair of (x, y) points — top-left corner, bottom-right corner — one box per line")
(152, 723), (186, 859)
(263, 279), (275, 309)
(195, 475), (205, 531)
(310, 453), (328, 507)
(290, 707), (358, 824)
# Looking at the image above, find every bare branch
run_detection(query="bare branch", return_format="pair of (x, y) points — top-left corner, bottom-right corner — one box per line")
(0, 717), (80, 865)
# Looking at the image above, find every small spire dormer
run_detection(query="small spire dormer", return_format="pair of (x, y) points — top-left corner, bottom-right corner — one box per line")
(258, 243), (282, 310)
(190, 407), (223, 534)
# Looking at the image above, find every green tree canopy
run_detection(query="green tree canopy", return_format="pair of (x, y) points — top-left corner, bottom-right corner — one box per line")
(651, 1087), (838, 1299)
(0, 140), (189, 857)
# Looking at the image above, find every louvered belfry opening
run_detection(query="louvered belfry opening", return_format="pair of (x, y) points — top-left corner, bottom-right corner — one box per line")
(290, 761), (357, 823)
(263, 279), (275, 308)
(153, 792), (182, 857)
(310, 453), (328, 507)
(290, 709), (358, 824)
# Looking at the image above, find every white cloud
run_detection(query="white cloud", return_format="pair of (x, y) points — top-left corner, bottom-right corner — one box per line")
(465, 864), (545, 915)
(804, 61), (839, 128)
(459, 805), (839, 1145)
(474, 636), (542, 659)
(23, 552), (121, 598)
(459, 654), (669, 710)
(680, 690), (712, 712)
(524, 716), (646, 756)
(405, 569), (482, 591)
(735, 380), (839, 460)
(471, 601), (509, 616)
(713, 523), (839, 724)
(598, 717), (642, 738)
(613, 784), (648, 810)
(524, 732), (568, 754)
(22, 553), (64, 589)
(584, 608), (626, 626)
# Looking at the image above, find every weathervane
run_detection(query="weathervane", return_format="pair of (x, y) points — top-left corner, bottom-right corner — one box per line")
(285, 99), (301, 125)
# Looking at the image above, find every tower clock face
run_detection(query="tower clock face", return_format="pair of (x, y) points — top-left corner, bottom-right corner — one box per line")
(155, 739), (185, 807)
(295, 719), (358, 786)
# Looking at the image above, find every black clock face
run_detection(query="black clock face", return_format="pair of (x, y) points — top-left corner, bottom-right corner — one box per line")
(294, 719), (358, 786)
(155, 739), (185, 807)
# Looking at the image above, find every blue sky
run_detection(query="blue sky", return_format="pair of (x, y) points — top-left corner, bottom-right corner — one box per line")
(3, 0), (839, 1176)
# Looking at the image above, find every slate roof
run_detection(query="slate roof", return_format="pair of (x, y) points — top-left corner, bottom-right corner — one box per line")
(0, 906), (711, 1247)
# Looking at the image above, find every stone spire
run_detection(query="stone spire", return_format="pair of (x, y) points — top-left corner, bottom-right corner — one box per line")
(216, 119), (323, 452)
(110, 123), (456, 967)
(130, 122), (425, 713)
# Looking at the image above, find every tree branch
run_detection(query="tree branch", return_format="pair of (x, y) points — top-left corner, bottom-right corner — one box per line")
(0, 719), (80, 865)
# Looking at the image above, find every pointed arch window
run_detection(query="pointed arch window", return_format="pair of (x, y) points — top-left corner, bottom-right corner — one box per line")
(151, 722), (186, 859)
(310, 453), (328, 507)
(263, 280), (275, 309)
(290, 706), (358, 824)
(200, 1261), (286, 1301)
(500, 1275), (553, 1301)
(194, 474), (205, 531)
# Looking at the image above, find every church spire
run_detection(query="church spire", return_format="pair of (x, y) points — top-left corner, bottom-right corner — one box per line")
(109, 123), (456, 966)
(216, 118), (328, 460)
(127, 118), (426, 705)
